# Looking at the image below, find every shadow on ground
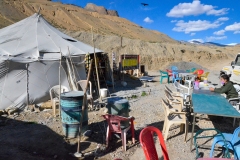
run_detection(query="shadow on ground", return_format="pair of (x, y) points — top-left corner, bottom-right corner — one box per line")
(0, 116), (77, 160)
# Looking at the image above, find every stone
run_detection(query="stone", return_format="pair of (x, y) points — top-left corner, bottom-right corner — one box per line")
(7, 108), (18, 115)
(34, 105), (41, 113)
(1, 114), (8, 117)
(40, 101), (52, 109)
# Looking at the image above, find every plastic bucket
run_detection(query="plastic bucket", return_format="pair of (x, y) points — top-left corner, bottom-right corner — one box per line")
(60, 91), (88, 138)
(107, 97), (130, 128)
(100, 88), (108, 98)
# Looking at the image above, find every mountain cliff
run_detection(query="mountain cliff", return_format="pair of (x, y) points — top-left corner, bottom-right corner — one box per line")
(0, 0), (239, 70)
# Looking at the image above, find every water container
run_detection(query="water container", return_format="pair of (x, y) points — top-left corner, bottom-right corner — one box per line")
(61, 91), (88, 138)
(107, 97), (130, 128)
(100, 88), (108, 98)
(204, 77), (207, 84)
(194, 81), (200, 90)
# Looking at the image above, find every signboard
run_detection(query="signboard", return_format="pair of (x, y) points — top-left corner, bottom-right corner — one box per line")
(120, 54), (139, 70)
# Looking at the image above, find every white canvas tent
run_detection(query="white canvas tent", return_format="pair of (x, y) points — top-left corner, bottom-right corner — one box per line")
(0, 13), (102, 110)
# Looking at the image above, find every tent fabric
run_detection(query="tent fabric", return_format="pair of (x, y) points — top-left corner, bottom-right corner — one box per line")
(0, 13), (102, 62)
(0, 13), (102, 110)
(0, 59), (87, 110)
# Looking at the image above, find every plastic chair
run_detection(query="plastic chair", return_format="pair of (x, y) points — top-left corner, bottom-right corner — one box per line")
(228, 98), (240, 126)
(159, 70), (170, 84)
(186, 68), (197, 73)
(139, 126), (170, 160)
(172, 71), (182, 83)
(164, 89), (183, 111)
(196, 69), (204, 78)
(194, 128), (230, 159)
(166, 69), (173, 76)
(200, 72), (210, 81)
(161, 98), (188, 141)
(178, 80), (192, 95)
(102, 114), (135, 151)
(171, 66), (178, 71)
(49, 85), (69, 116)
(173, 81), (193, 112)
(166, 69), (173, 83)
(77, 80), (93, 109)
(165, 85), (182, 97)
(210, 127), (240, 159)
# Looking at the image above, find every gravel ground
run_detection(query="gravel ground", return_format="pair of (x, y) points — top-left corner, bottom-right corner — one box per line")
(0, 64), (238, 160)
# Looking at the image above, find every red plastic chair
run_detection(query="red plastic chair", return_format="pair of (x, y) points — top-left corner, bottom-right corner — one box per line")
(139, 126), (169, 160)
(166, 69), (173, 77)
(196, 69), (204, 78)
(102, 114), (135, 151)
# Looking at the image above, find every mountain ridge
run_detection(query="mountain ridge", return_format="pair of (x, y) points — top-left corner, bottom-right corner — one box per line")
(0, 0), (240, 70)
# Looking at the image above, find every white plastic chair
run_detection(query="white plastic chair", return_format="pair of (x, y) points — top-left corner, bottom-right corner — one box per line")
(77, 80), (93, 109)
(49, 85), (69, 116)
(161, 98), (188, 142)
(164, 89), (184, 112)
(229, 98), (240, 126)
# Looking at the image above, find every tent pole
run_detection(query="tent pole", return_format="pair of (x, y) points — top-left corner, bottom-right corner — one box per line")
(91, 27), (102, 102)
(26, 63), (29, 108)
(67, 47), (78, 89)
(59, 51), (62, 117)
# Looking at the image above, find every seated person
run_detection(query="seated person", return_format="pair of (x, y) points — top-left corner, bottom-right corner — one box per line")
(209, 74), (238, 99)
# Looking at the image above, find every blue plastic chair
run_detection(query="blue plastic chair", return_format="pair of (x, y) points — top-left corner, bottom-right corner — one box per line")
(194, 128), (231, 159)
(159, 70), (169, 84)
(186, 68), (196, 73)
(171, 66), (178, 71)
(210, 127), (240, 159)
(172, 71), (182, 83)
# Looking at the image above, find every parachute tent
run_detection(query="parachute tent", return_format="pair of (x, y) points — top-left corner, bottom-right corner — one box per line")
(0, 13), (102, 110)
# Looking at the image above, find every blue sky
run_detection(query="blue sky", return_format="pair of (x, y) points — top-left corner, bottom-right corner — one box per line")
(56, 0), (240, 45)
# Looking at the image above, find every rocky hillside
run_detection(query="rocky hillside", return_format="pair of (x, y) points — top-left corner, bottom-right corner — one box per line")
(0, 0), (240, 70)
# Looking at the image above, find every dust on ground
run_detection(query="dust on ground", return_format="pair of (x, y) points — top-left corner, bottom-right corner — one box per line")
(0, 62), (238, 160)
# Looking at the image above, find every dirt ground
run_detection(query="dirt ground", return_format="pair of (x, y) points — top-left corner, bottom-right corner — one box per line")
(0, 61), (239, 160)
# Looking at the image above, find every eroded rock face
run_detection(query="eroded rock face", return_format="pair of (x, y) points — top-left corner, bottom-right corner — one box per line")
(85, 3), (119, 17)
(107, 10), (119, 17)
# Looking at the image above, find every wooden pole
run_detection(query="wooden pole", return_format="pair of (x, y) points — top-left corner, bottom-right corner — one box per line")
(91, 27), (102, 102)
(59, 50), (62, 116)
(76, 59), (93, 154)
(26, 63), (29, 107)
(110, 52), (115, 92)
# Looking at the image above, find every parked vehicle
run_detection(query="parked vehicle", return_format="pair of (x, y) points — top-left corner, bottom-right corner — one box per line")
(220, 53), (240, 85)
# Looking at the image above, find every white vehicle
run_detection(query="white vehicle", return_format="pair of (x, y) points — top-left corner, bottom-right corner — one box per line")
(220, 53), (240, 85)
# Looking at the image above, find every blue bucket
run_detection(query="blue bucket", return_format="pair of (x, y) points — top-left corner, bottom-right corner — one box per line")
(61, 91), (88, 138)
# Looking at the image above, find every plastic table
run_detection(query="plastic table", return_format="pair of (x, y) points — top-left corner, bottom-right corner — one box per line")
(190, 89), (240, 150)
(174, 70), (194, 77)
